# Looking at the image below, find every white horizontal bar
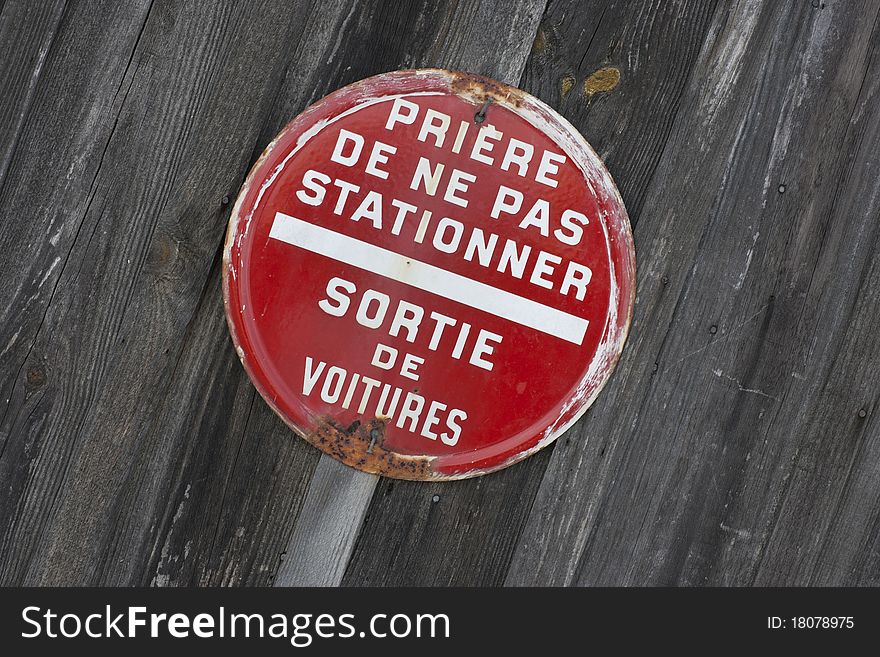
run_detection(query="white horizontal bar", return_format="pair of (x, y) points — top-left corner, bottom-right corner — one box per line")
(269, 213), (589, 345)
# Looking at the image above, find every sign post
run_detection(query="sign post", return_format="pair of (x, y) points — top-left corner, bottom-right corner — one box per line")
(223, 69), (635, 480)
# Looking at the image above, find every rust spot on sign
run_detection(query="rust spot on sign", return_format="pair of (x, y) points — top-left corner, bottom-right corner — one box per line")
(584, 67), (621, 98)
(450, 71), (525, 109)
(308, 416), (436, 479)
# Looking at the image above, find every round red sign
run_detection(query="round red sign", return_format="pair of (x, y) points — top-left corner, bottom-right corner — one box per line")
(223, 69), (635, 480)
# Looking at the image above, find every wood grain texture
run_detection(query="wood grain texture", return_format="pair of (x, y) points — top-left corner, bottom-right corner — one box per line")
(0, 0), (157, 584)
(507, 0), (880, 586)
(274, 458), (377, 587)
(0, 0), (323, 585)
(2, 0), (880, 587)
(0, 0), (65, 189)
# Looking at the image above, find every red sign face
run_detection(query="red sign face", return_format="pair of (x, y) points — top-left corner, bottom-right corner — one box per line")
(223, 70), (634, 480)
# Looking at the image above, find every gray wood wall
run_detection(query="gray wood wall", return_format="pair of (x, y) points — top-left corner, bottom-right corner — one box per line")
(1, 0), (879, 586)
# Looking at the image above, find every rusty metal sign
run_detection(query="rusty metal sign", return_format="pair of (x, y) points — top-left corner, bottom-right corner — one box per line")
(223, 69), (635, 480)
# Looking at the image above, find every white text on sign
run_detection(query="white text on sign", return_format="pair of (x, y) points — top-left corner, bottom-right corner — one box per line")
(266, 94), (601, 449)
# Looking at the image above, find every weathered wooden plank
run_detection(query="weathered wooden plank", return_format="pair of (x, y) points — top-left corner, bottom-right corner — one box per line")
(344, 452), (552, 586)
(506, 0), (880, 586)
(753, 16), (880, 585)
(274, 458), (377, 587)
(269, 0), (549, 587)
(343, 0), (721, 586)
(0, 0), (156, 583)
(0, 0), (153, 457)
(0, 0), (318, 585)
(0, 0), (65, 189)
